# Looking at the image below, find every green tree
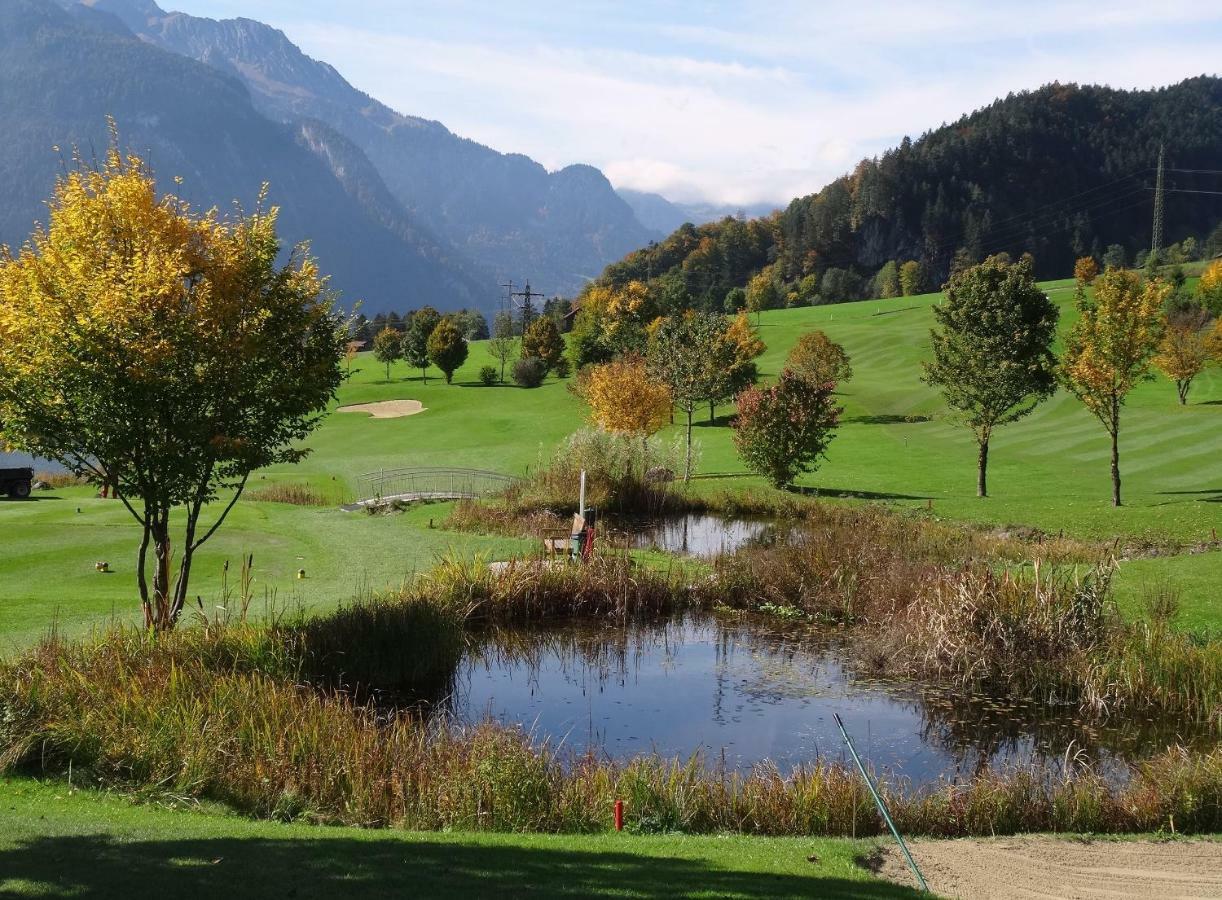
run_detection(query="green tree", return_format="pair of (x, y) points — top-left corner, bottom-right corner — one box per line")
(922, 258), (1059, 498)
(426, 317), (469, 384)
(874, 260), (900, 298)
(1061, 269), (1168, 506)
(732, 371), (841, 489)
(402, 305), (441, 383)
(521, 316), (566, 373)
(785, 331), (853, 386)
(899, 260), (925, 296)
(647, 313), (738, 481)
(723, 286), (747, 314)
(1101, 244), (1127, 270)
(745, 268), (779, 323)
(0, 147), (344, 630)
(372, 326), (403, 380)
(487, 311), (518, 382)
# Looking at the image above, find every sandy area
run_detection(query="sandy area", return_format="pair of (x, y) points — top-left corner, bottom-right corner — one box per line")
(874, 836), (1222, 899)
(336, 399), (425, 419)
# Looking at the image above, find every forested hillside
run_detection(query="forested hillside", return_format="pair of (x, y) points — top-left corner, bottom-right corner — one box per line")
(596, 79), (1222, 310)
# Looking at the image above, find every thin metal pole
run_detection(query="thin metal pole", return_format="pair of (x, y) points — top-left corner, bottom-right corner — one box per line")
(833, 713), (928, 893)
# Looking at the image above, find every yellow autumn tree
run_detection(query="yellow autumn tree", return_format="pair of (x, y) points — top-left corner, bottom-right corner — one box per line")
(582, 356), (672, 436)
(0, 142), (344, 629)
(1061, 269), (1168, 506)
(1198, 259), (1222, 314)
(1153, 309), (1216, 405)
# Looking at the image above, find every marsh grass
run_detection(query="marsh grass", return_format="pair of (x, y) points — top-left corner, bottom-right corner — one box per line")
(246, 482), (331, 506)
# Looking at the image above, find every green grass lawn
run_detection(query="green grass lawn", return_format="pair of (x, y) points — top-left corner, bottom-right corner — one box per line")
(1, 279), (1218, 645)
(0, 779), (916, 899)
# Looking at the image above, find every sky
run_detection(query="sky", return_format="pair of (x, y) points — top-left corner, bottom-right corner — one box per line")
(164, 1), (1222, 206)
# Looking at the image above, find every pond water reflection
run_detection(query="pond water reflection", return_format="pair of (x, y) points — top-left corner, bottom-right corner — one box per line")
(624, 514), (793, 557)
(445, 612), (1201, 785)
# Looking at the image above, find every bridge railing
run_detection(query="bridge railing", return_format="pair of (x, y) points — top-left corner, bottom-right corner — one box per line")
(353, 467), (518, 505)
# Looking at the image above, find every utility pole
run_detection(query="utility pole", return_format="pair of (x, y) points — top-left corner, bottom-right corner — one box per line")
(510, 281), (545, 332)
(1151, 143), (1165, 257)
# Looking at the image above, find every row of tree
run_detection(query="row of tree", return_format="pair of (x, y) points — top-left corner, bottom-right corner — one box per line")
(926, 256), (1222, 505)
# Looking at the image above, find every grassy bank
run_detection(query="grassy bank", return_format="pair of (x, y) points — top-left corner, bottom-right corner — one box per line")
(0, 779), (915, 899)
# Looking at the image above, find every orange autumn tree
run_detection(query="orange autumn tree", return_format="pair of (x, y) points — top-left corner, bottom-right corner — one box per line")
(1153, 308), (1216, 405)
(582, 356), (672, 437)
(0, 144), (344, 629)
(1074, 256), (1100, 285)
(1061, 269), (1168, 506)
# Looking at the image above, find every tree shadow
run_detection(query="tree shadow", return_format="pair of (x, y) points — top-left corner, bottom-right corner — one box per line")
(790, 485), (934, 501)
(694, 414), (735, 428)
(0, 833), (917, 899)
(0, 495), (62, 502)
(846, 415), (931, 426)
(1156, 488), (1222, 503)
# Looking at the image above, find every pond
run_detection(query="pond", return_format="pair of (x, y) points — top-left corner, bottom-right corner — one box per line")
(623, 513), (793, 558)
(443, 611), (1200, 785)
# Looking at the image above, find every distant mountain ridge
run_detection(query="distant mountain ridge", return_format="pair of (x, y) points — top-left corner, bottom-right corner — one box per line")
(3, 0), (491, 312)
(617, 188), (780, 236)
(80, 0), (657, 298)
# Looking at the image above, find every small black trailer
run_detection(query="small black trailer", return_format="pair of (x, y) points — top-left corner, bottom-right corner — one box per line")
(0, 467), (33, 499)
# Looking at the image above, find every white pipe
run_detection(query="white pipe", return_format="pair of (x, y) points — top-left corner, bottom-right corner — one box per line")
(579, 469), (586, 515)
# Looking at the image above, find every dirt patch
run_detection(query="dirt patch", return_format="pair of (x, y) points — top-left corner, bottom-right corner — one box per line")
(873, 836), (1222, 899)
(337, 399), (425, 419)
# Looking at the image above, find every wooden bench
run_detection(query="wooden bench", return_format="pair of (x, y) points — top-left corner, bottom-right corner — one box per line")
(542, 513), (584, 556)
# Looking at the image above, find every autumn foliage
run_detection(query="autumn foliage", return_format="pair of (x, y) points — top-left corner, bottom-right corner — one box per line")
(1074, 256), (1100, 284)
(732, 371), (841, 489)
(785, 331), (853, 386)
(1061, 269), (1168, 505)
(581, 357), (672, 436)
(0, 143), (344, 628)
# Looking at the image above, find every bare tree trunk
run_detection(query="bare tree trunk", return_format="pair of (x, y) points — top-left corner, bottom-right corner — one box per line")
(1177, 379), (1190, 405)
(709, 401), (715, 423)
(1110, 396), (1122, 507)
(976, 437), (989, 498)
(684, 407), (694, 483)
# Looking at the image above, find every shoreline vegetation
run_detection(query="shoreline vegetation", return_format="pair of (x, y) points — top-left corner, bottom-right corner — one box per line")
(3, 497), (1218, 839)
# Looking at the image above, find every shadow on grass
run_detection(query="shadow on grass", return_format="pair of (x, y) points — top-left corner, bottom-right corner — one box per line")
(792, 485), (933, 501)
(0, 833), (917, 899)
(1156, 488), (1222, 503)
(846, 414), (931, 426)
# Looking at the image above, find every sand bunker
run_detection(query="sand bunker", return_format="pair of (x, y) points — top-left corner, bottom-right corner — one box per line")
(337, 399), (425, 419)
(875, 836), (1222, 899)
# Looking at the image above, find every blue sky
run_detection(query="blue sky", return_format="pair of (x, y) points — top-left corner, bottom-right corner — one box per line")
(163, 1), (1222, 205)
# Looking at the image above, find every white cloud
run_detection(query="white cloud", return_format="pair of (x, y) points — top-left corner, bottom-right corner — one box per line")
(200, 1), (1222, 205)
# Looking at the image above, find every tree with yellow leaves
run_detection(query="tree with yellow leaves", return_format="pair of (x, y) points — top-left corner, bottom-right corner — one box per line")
(581, 356), (672, 437)
(1061, 269), (1168, 506)
(0, 144), (344, 629)
(1198, 259), (1222, 315)
(1153, 308), (1216, 405)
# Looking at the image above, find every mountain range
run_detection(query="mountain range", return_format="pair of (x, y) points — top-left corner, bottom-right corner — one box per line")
(2, 0), (724, 314)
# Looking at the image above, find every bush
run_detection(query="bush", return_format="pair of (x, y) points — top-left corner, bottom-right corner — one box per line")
(512, 356), (547, 388)
(552, 357), (571, 379)
(478, 365), (498, 386)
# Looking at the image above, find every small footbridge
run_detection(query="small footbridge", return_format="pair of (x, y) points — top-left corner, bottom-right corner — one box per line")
(342, 466), (518, 510)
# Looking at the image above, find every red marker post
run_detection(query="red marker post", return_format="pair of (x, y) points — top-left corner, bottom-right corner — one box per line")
(613, 799), (624, 832)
